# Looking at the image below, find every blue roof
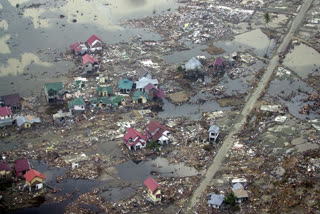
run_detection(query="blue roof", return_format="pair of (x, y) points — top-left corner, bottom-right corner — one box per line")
(207, 193), (224, 206)
(208, 125), (219, 133)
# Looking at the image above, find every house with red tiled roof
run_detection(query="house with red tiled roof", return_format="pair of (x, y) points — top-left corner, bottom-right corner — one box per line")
(145, 83), (165, 100)
(0, 107), (13, 127)
(70, 42), (88, 56)
(87, 34), (103, 51)
(123, 128), (147, 151)
(82, 54), (99, 74)
(144, 177), (161, 202)
(14, 159), (30, 177)
(24, 169), (46, 191)
(145, 121), (170, 145)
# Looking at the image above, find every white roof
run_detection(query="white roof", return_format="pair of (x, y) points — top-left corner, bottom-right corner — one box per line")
(231, 178), (247, 183)
(135, 77), (158, 89)
(185, 57), (202, 71)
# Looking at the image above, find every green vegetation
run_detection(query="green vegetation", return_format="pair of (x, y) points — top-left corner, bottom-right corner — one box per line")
(147, 140), (160, 150)
(177, 65), (183, 72)
(224, 192), (237, 206)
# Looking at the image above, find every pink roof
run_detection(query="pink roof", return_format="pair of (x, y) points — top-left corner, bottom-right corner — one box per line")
(0, 162), (11, 171)
(144, 177), (160, 195)
(0, 107), (12, 117)
(214, 57), (224, 66)
(70, 42), (80, 50)
(146, 121), (168, 141)
(87, 34), (102, 46)
(82, 54), (98, 66)
(155, 88), (165, 99)
(15, 159), (30, 175)
(123, 128), (147, 146)
(145, 83), (156, 91)
(24, 169), (46, 182)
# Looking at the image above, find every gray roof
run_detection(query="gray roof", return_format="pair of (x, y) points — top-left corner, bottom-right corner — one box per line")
(232, 182), (243, 191)
(207, 193), (224, 206)
(135, 77), (158, 89)
(185, 57), (202, 71)
(208, 125), (219, 133)
(15, 116), (41, 127)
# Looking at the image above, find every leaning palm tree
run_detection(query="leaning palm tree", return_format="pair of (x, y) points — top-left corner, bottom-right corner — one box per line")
(264, 11), (271, 58)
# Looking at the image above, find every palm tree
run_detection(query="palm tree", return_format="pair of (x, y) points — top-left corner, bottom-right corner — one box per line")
(264, 12), (271, 58)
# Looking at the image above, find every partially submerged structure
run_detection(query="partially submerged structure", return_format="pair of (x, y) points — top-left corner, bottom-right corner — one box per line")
(144, 177), (161, 203)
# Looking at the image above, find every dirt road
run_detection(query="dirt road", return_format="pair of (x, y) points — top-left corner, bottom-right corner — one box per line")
(185, 0), (314, 212)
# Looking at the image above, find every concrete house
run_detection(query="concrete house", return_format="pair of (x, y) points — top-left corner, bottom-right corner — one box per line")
(123, 128), (147, 151)
(132, 91), (148, 104)
(207, 193), (224, 209)
(15, 115), (41, 129)
(87, 34), (103, 51)
(68, 97), (86, 113)
(15, 159), (31, 177)
(208, 125), (219, 142)
(0, 107), (13, 127)
(135, 77), (158, 92)
(44, 82), (64, 104)
(144, 177), (161, 203)
(97, 86), (112, 97)
(232, 183), (249, 203)
(118, 79), (133, 94)
(82, 54), (99, 74)
(70, 42), (88, 56)
(0, 93), (21, 111)
(24, 169), (46, 192)
(145, 121), (170, 145)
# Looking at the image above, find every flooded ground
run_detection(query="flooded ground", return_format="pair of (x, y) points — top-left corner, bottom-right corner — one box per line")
(0, 0), (180, 96)
(283, 43), (320, 79)
(116, 157), (199, 183)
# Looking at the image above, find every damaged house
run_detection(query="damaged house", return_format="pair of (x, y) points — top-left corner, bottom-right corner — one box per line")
(70, 42), (88, 56)
(0, 93), (21, 111)
(44, 82), (64, 104)
(87, 34), (103, 52)
(145, 121), (170, 145)
(135, 77), (158, 92)
(15, 115), (41, 129)
(82, 54), (99, 74)
(68, 97), (86, 114)
(144, 177), (162, 203)
(123, 128), (147, 151)
(0, 107), (13, 127)
(24, 169), (46, 192)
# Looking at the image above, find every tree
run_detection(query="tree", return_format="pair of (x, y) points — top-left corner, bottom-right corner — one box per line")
(224, 192), (237, 206)
(264, 12), (271, 58)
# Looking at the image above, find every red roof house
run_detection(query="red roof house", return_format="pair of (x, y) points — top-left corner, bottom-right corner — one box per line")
(0, 107), (12, 119)
(123, 128), (147, 151)
(82, 54), (99, 66)
(70, 42), (87, 55)
(145, 121), (170, 145)
(145, 83), (165, 100)
(15, 159), (31, 177)
(144, 177), (161, 202)
(87, 34), (103, 51)
(24, 169), (46, 185)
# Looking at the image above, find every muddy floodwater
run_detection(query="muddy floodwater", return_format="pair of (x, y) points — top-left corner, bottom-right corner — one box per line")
(0, 0), (180, 96)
